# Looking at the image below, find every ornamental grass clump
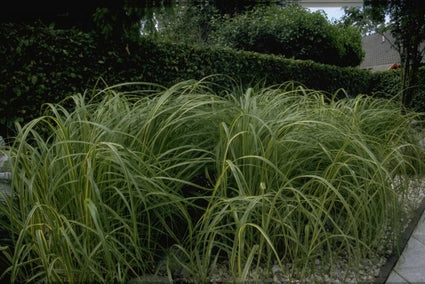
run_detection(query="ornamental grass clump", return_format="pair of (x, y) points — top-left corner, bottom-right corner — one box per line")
(0, 79), (423, 283)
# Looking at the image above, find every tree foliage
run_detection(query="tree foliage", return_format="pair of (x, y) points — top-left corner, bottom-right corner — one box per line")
(339, 6), (384, 36)
(156, 4), (220, 45)
(0, 0), (165, 41)
(208, 5), (364, 67)
(364, 0), (425, 107)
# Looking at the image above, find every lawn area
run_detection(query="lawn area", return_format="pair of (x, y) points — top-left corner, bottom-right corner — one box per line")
(0, 78), (424, 283)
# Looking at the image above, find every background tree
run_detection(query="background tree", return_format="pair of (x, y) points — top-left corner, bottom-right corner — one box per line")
(154, 0), (298, 45)
(208, 5), (364, 67)
(0, 0), (167, 41)
(339, 6), (383, 36)
(364, 0), (425, 108)
(210, 0), (298, 15)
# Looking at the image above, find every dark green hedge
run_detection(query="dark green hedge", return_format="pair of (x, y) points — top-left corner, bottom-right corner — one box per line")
(368, 68), (425, 113)
(134, 38), (372, 95)
(0, 22), (420, 138)
(368, 70), (402, 100)
(0, 23), (102, 137)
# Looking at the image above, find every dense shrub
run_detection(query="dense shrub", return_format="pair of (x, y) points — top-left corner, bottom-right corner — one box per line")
(209, 5), (364, 67)
(369, 70), (401, 100)
(0, 22), (148, 138)
(409, 68), (425, 113)
(0, 22), (99, 136)
(369, 68), (425, 113)
(140, 38), (372, 96)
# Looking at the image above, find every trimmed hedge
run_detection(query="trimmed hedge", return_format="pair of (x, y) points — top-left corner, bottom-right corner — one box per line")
(0, 23), (103, 137)
(136, 38), (372, 95)
(0, 22), (422, 138)
(368, 68), (425, 113)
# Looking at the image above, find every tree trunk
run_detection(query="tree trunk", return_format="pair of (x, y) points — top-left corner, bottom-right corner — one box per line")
(399, 37), (421, 109)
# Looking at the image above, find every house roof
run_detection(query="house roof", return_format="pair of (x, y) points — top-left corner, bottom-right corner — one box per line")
(360, 31), (425, 71)
(360, 31), (400, 71)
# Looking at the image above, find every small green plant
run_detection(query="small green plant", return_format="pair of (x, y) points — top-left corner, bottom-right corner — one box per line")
(0, 79), (423, 282)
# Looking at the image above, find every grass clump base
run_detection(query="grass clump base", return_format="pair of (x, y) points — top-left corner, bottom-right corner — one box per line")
(0, 78), (424, 283)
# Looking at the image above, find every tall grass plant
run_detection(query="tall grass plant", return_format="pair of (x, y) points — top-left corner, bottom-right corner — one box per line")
(0, 79), (423, 282)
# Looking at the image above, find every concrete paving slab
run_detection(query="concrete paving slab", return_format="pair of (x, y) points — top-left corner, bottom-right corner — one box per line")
(377, 198), (425, 284)
(412, 213), (425, 244)
(389, 236), (425, 283)
(386, 270), (408, 283)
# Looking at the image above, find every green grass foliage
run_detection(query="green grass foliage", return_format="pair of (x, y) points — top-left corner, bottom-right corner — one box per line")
(0, 79), (423, 282)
